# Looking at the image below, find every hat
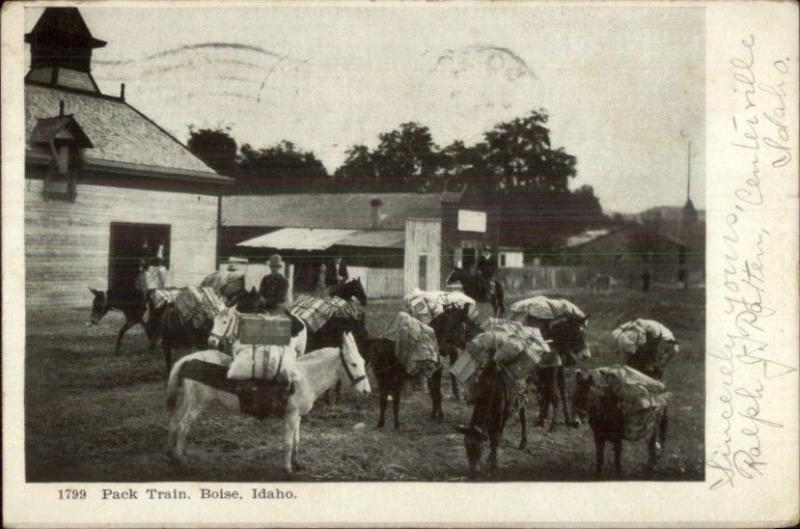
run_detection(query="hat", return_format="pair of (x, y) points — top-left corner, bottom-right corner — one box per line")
(268, 254), (283, 267)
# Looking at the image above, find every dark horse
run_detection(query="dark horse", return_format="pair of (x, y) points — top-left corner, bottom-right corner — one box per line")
(573, 369), (668, 476)
(160, 287), (264, 374)
(533, 316), (591, 431)
(454, 359), (528, 477)
(327, 277), (368, 309)
(445, 268), (505, 317)
(89, 287), (159, 353)
(370, 305), (481, 428)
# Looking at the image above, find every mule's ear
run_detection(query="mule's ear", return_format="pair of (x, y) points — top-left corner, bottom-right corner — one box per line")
(250, 286), (257, 294)
(463, 303), (472, 314)
(89, 287), (99, 295)
(575, 369), (585, 382)
(586, 373), (594, 386)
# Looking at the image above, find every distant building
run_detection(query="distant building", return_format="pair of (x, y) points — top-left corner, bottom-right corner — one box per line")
(555, 225), (687, 285)
(24, 8), (231, 308)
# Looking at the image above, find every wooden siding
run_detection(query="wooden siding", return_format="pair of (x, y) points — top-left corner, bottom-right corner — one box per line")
(403, 218), (441, 294)
(26, 178), (218, 308)
(348, 266), (404, 299)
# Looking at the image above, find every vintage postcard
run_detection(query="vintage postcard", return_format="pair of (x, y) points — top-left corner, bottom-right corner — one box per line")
(2, 0), (798, 527)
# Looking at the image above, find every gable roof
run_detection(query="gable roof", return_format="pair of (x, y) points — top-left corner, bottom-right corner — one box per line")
(222, 192), (442, 230)
(25, 83), (231, 184)
(30, 115), (93, 148)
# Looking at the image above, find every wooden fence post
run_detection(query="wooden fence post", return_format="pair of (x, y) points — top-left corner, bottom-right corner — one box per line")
(287, 263), (294, 304)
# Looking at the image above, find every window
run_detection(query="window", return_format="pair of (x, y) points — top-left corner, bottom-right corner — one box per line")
(418, 254), (428, 290)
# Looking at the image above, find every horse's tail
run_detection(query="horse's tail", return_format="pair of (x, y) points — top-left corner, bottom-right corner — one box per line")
(166, 353), (192, 412)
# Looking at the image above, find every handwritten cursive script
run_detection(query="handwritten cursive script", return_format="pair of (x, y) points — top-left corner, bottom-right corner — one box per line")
(708, 35), (796, 491)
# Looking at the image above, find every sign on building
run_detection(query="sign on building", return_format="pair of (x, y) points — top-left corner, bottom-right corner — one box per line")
(457, 209), (487, 233)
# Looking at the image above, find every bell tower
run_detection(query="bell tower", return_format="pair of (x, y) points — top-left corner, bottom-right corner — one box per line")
(25, 8), (106, 94)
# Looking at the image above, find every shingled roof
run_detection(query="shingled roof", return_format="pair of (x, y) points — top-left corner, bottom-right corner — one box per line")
(25, 84), (230, 184)
(222, 192), (443, 230)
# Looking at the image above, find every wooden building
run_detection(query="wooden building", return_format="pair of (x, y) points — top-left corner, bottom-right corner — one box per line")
(556, 225), (687, 284)
(25, 8), (231, 308)
(403, 218), (442, 293)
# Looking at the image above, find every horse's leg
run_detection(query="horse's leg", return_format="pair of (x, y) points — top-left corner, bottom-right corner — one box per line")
(114, 319), (136, 354)
(291, 417), (304, 471)
(518, 405), (528, 450)
(283, 412), (301, 475)
(557, 366), (572, 426)
(377, 389), (388, 428)
(392, 387), (401, 429)
(450, 373), (461, 402)
(534, 368), (547, 427)
(594, 435), (605, 476)
(428, 369), (443, 420)
(488, 434), (500, 473)
(167, 381), (207, 464)
(613, 440), (623, 477)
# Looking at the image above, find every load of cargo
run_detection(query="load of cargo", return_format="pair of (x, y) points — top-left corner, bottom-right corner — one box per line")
(451, 318), (550, 391)
(585, 365), (670, 441)
(173, 286), (227, 329)
(214, 306), (299, 383)
(200, 270), (247, 302)
(612, 319), (678, 355)
(509, 295), (586, 325)
(402, 288), (480, 325)
(289, 294), (364, 333)
(380, 312), (440, 378)
(149, 287), (181, 310)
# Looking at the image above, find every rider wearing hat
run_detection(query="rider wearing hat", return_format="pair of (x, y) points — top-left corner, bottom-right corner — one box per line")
(259, 254), (289, 310)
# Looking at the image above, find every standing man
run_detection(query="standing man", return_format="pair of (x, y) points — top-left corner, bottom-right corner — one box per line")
(259, 254), (289, 310)
(326, 256), (349, 289)
(476, 246), (497, 282)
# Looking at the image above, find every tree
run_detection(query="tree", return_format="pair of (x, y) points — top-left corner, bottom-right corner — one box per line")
(372, 122), (441, 190)
(333, 144), (377, 187)
(237, 140), (329, 193)
(187, 126), (238, 176)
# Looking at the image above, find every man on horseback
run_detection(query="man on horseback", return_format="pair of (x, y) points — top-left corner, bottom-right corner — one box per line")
(476, 246), (498, 298)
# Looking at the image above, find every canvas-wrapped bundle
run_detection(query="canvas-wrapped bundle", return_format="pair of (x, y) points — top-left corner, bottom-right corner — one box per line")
(226, 341), (301, 383)
(382, 312), (440, 377)
(402, 288), (480, 325)
(200, 270), (246, 301)
(149, 287), (181, 310)
(589, 365), (670, 441)
(174, 286), (226, 329)
(612, 319), (677, 355)
(453, 320), (550, 385)
(509, 296), (586, 326)
(290, 294), (364, 333)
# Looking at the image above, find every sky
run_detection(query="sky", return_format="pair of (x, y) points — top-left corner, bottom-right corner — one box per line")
(26, 4), (705, 214)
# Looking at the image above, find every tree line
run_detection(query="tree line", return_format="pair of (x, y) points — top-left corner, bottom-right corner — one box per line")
(187, 109), (607, 245)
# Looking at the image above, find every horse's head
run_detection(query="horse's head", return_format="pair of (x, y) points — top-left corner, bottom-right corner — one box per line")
(432, 304), (479, 358)
(445, 267), (464, 285)
(338, 331), (371, 396)
(208, 307), (239, 350)
(334, 278), (368, 308)
(88, 287), (109, 325)
(547, 316), (591, 362)
(572, 369), (595, 424)
(453, 360), (502, 476)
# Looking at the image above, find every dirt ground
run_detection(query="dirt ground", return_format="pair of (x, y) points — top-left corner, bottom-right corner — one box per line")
(25, 287), (705, 482)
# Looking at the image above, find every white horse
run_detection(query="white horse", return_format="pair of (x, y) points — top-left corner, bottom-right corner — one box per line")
(166, 332), (370, 474)
(207, 305), (308, 358)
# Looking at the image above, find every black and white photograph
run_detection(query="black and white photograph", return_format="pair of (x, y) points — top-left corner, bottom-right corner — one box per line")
(2, 1), (798, 527)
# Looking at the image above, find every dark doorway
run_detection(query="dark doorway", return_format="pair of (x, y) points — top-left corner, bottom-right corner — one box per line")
(108, 222), (171, 292)
(462, 246), (478, 273)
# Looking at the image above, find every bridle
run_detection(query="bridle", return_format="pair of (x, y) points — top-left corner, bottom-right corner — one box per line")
(209, 309), (238, 346)
(339, 347), (366, 386)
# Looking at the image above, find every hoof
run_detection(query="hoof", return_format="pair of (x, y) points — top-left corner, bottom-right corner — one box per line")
(394, 423), (401, 430)
(166, 451), (184, 466)
(292, 460), (305, 471)
(518, 440), (527, 450)
(534, 418), (545, 428)
(547, 422), (557, 433)
(376, 422), (384, 429)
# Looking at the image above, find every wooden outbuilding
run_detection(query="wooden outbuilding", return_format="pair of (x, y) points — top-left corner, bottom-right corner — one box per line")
(24, 8), (232, 308)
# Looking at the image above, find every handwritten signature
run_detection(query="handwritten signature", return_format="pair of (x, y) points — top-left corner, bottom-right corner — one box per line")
(708, 35), (796, 491)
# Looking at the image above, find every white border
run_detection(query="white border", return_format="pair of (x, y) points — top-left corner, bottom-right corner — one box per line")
(3, 1), (798, 527)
